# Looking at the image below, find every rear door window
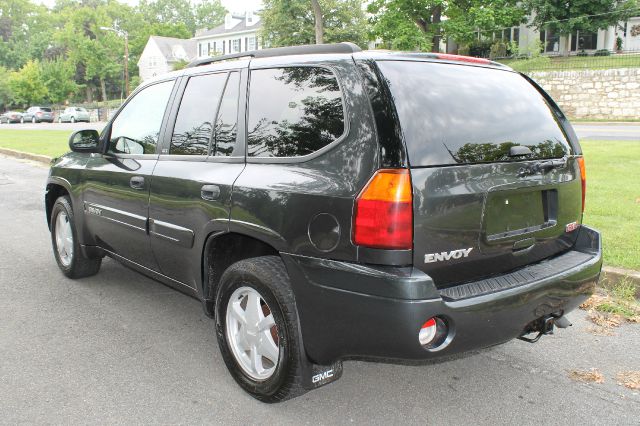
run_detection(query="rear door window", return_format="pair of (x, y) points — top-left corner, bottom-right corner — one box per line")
(376, 61), (572, 166)
(247, 66), (345, 157)
(212, 71), (240, 156)
(170, 73), (227, 155)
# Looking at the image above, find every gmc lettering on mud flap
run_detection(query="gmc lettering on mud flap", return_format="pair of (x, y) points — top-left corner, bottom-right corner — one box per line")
(312, 369), (334, 384)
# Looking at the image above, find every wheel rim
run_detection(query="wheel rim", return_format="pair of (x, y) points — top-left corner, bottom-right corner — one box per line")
(71, 117), (75, 123)
(225, 286), (280, 381)
(32, 117), (36, 123)
(54, 211), (74, 267)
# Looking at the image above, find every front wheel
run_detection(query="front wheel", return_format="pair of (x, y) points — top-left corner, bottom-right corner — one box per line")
(215, 256), (307, 403)
(51, 196), (101, 278)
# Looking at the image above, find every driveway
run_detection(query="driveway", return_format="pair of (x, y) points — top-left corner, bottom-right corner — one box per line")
(0, 155), (638, 424)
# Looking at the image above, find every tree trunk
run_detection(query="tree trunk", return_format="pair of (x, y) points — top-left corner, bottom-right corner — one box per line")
(431, 5), (442, 53)
(85, 85), (93, 103)
(311, 0), (323, 44)
(100, 77), (107, 102)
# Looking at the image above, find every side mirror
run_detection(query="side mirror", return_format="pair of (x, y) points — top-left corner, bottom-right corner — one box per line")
(69, 129), (100, 153)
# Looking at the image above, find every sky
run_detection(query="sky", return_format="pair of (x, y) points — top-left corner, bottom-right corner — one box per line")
(32, 0), (264, 13)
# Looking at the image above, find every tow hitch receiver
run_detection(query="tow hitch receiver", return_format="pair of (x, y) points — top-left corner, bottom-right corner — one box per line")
(518, 314), (572, 343)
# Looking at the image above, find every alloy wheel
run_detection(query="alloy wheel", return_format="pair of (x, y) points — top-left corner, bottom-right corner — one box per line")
(55, 211), (74, 267)
(225, 286), (280, 380)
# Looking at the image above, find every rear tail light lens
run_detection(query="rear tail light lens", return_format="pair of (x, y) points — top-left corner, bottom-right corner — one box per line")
(353, 169), (412, 250)
(577, 157), (586, 213)
(36, 112), (42, 116)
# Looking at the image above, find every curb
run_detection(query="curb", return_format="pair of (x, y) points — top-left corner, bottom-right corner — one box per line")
(602, 266), (640, 286)
(0, 148), (52, 165)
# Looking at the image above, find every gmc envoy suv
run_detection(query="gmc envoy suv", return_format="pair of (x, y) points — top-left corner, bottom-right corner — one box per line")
(46, 43), (602, 402)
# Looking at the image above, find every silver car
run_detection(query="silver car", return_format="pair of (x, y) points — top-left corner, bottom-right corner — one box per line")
(58, 107), (90, 123)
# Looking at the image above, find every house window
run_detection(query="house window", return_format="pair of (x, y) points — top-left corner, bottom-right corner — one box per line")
(540, 29), (560, 53)
(248, 36), (256, 51)
(571, 30), (598, 51)
(513, 28), (520, 47)
(232, 38), (240, 53)
(223, 40), (226, 54)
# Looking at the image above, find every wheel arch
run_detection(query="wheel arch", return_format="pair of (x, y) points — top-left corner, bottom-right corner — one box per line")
(45, 181), (71, 230)
(201, 231), (280, 316)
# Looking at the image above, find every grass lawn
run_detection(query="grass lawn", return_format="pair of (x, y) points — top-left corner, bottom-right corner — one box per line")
(499, 53), (640, 73)
(0, 130), (638, 270)
(581, 140), (640, 271)
(0, 129), (71, 157)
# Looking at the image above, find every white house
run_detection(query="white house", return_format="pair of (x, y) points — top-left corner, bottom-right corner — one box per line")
(462, 14), (640, 56)
(193, 11), (262, 59)
(137, 36), (197, 82)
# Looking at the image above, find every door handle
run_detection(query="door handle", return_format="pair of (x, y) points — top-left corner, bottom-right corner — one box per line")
(130, 176), (145, 190)
(201, 184), (220, 201)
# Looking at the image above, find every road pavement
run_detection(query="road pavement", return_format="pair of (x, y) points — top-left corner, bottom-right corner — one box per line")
(0, 155), (639, 424)
(573, 123), (640, 141)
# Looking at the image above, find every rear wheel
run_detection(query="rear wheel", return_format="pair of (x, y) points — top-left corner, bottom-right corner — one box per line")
(31, 117), (36, 123)
(215, 256), (307, 403)
(51, 196), (101, 278)
(70, 116), (75, 123)
(20, 117), (24, 123)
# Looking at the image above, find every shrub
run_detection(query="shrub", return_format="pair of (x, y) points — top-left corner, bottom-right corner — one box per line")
(594, 49), (611, 56)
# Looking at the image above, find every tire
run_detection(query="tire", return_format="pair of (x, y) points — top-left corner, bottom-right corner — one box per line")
(31, 117), (36, 123)
(20, 117), (24, 123)
(50, 196), (101, 279)
(58, 117), (62, 123)
(215, 256), (307, 403)
(70, 116), (75, 123)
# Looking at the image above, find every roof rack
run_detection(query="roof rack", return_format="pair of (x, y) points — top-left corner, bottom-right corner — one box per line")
(186, 42), (362, 68)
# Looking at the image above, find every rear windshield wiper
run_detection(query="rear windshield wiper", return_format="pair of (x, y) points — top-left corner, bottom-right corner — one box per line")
(517, 158), (567, 177)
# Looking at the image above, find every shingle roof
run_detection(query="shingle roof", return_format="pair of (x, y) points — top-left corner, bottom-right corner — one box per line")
(195, 19), (262, 39)
(151, 36), (197, 62)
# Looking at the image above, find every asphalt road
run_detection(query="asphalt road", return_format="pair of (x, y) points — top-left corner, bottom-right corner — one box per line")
(573, 123), (640, 141)
(0, 155), (639, 424)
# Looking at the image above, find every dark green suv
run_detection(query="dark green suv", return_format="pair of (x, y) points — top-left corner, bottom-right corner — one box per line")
(46, 43), (602, 402)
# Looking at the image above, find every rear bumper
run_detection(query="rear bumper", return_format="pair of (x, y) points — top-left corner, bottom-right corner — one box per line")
(282, 226), (602, 365)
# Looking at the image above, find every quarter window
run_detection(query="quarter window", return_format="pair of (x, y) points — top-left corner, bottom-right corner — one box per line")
(108, 80), (174, 155)
(247, 67), (345, 157)
(170, 73), (227, 155)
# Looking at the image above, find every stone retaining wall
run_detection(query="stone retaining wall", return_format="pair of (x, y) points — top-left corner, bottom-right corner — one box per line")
(529, 68), (640, 120)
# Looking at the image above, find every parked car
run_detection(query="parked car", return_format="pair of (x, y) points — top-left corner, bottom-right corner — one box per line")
(45, 43), (602, 403)
(0, 111), (23, 123)
(58, 107), (90, 123)
(22, 106), (54, 123)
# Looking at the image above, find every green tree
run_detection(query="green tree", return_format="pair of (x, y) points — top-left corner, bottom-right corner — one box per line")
(0, 66), (13, 109)
(260, 0), (368, 48)
(137, 0), (226, 34)
(523, 0), (638, 55)
(444, 0), (526, 46)
(0, 0), (53, 68)
(367, 0), (444, 52)
(40, 58), (80, 104)
(8, 60), (48, 106)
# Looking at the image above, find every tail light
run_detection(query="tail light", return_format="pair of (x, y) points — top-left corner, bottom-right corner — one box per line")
(353, 169), (412, 250)
(577, 157), (586, 213)
(36, 111), (42, 116)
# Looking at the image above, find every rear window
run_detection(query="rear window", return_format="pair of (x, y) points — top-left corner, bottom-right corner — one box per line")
(377, 61), (572, 166)
(41, 108), (52, 112)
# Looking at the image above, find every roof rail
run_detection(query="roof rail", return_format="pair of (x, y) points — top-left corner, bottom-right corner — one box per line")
(186, 42), (362, 68)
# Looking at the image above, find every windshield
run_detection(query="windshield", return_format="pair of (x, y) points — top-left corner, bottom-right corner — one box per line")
(377, 60), (572, 166)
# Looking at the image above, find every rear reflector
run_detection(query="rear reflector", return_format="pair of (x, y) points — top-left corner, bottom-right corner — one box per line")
(577, 157), (586, 213)
(353, 169), (412, 250)
(419, 318), (437, 346)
